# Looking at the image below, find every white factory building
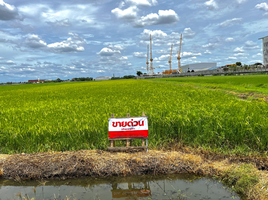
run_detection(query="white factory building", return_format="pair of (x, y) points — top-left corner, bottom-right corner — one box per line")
(259, 36), (268, 67)
(94, 76), (111, 81)
(180, 63), (217, 73)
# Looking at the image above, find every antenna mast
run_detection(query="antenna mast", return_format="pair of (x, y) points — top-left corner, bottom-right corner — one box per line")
(150, 34), (153, 74)
(177, 33), (183, 73)
(169, 44), (173, 74)
(146, 44), (149, 74)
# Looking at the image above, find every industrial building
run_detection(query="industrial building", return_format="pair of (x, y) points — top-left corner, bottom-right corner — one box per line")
(180, 63), (217, 73)
(95, 76), (111, 81)
(28, 79), (48, 83)
(259, 36), (268, 67)
(148, 34), (217, 75)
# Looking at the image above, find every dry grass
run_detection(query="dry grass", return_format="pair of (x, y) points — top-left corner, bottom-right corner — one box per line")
(0, 148), (267, 199)
(0, 154), (10, 176)
(226, 91), (268, 102)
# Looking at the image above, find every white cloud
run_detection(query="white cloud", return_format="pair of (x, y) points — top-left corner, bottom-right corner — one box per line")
(119, 2), (125, 9)
(182, 52), (202, 58)
(219, 18), (242, 27)
(236, 0), (247, 4)
(47, 33), (86, 53)
(46, 19), (71, 27)
(112, 4), (178, 28)
(97, 43), (129, 67)
(204, 0), (218, 10)
(98, 47), (121, 56)
(133, 9), (179, 27)
(111, 6), (138, 20)
(0, 0), (21, 21)
(255, 3), (268, 11)
(133, 52), (147, 58)
(98, 45), (131, 67)
(157, 54), (170, 61)
(244, 40), (259, 50)
(84, 34), (94, 38)
(23, 33), (86, 53)
(25, 34), (47, 48)
(183, 28), (196, 39)
(119, 56), (128, 60)
(234, 47), (244, 52)
(19, 3), (101, 29)
(228, 57), (237, 60)
(225, 37), (235, 42)
(125, 0), (158, 7)
(252, 53), (262, 58)
(140, 29), (167, 40)
(107, 44), (124, 51)
(0, 60), (16, 65)
(140, 29), (185, 48)
(234, 53), (247, 56)
(204, 50), (212, 54)
(6, 60), (15, 64)
(245, 40), (257, 47)
(202, 43), (218, 50)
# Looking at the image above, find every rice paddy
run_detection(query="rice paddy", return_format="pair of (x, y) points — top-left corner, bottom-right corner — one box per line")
(152, 74), (268, 94)
(0, 75), (268, 155)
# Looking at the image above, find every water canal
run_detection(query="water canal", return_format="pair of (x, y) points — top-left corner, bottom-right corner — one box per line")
(0, 174), (243, 200)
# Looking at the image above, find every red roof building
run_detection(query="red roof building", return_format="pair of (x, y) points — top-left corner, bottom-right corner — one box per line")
(28, 79), (46, 83)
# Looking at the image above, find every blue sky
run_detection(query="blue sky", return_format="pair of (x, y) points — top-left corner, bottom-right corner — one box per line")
(0, 0), (267, 82)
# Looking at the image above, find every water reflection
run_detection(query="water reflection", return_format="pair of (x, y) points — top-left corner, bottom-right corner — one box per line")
(0, 174), (243, 200)
(111, 181), (151, 198)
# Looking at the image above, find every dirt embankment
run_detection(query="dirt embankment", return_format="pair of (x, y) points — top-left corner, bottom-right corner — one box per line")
(1, 150), (208, 180)
(0, 149), (268, 199)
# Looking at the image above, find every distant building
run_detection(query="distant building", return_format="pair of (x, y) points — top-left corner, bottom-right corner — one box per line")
(180, 63), (217, 73)
(259, 36), (268, 67)
(94, 76), (111, 81)
(28, 79), (47, 83)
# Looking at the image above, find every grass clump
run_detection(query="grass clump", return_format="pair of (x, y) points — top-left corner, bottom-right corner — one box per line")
(222, 164), (259, 195)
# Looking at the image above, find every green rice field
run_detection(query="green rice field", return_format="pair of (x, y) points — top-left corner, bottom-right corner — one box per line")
(0, 75), (268, 154)
(152, 74), (268, 94)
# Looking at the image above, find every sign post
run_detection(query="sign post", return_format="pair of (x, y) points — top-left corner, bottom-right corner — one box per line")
(108, 113), (148, 152)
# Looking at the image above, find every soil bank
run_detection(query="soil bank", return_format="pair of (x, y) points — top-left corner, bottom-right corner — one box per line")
(0, 149), (267, 200)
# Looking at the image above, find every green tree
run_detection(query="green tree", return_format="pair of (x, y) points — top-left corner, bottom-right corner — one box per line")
(136, 71), (143, 76)
(123, 75), (135, 79)
(56, 78), (63, 82)
(236, 62), (242, 66)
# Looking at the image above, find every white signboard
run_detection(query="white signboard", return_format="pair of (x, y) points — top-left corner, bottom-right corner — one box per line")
(108, 117), (148, 138)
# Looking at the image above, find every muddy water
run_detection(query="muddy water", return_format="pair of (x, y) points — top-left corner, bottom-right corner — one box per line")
(0, 174), (243, 200)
